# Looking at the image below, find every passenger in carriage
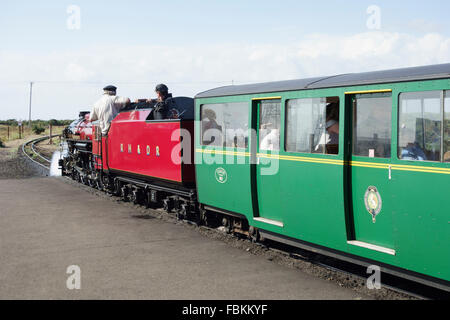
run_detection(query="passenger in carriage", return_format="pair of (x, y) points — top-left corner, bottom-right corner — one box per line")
(315, 102), (339, 154)
(260, 123), (280, 151)
(445, 151), (450, 162)
(400, 142), (427, 161)
(202, 109), (223, 146)
(325, 103), (339, 137)
(89, 85), (131, 136)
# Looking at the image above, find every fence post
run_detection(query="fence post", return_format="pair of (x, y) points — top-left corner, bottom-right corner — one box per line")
(7, 126), (9, 140)
(49, 124), (53, 144)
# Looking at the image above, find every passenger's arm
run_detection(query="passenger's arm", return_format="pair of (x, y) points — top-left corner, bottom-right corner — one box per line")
(115, 97), (131, 110)
(89, 108), (98, 122)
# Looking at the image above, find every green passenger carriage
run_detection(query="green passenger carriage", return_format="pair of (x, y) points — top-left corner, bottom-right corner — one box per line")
(194, 64), (450, 289)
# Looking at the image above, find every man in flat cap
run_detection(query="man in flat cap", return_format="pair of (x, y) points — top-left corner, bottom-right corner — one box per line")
(89, 85), (130, 135)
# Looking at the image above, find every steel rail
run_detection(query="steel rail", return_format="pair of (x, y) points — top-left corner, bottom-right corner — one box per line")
(22, 135), (60, 170)
(31, 140), (52, 163)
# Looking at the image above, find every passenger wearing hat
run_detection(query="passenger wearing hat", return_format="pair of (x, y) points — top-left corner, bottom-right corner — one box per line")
(148, 84), (175, 120)
(89, 85), (130, 135)
(314, 102), (339, 154)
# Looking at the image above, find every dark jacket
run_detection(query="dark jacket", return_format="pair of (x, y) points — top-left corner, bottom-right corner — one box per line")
(152, 93), (174, 120)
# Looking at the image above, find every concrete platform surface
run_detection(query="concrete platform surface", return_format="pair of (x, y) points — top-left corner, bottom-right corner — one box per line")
(0, 178), (370, 300)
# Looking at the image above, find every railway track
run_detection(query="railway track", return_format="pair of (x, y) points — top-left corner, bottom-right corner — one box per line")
(22, 135), (60, 170)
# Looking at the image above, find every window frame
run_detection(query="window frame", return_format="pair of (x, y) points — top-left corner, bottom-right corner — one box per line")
(444, 90), (450, 162)
(397, 90), (447, 163)
(352, 92), (393, 159)
(200, 102), (250, 150)
(258, 99), (282, 152)
(284, 96), (340, 156)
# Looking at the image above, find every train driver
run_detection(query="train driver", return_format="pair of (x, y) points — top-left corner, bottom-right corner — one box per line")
(89, 85), (130, 136)
(145, 84), (175, 120)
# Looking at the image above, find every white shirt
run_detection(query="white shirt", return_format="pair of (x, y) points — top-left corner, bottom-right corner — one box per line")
(260, 129), (280, 151)
(89, 94), (129, 135)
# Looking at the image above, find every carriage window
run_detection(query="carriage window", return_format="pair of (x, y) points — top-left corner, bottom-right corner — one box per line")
(444, 91), (450, 162)
(353, 93), (391, 158)
(201, 102), (249, 148)
(286, 97), (339, 154)
(259, 100), (281, 151)
(398, 91), (442, 162)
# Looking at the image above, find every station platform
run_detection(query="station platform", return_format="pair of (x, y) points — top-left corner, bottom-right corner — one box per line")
(0, 177), (370, 300)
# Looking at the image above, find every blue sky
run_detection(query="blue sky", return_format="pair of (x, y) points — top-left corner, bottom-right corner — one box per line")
(2, 0), (449, 49)
(1, 0), (450, 119)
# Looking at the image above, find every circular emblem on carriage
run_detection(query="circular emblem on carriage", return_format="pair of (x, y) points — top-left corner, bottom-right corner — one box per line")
(215, 167), (228, 184)
(364, 186), (382, 223)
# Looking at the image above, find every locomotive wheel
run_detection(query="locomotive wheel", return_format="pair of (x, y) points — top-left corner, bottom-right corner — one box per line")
(163, 199), (173, 213)
(121, 186), (129, 202)
(177, 204), (187, 220)
(131, 189), (140, 205)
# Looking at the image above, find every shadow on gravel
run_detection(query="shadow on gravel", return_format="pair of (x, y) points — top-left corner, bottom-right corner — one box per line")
(131, 214), (157, 220)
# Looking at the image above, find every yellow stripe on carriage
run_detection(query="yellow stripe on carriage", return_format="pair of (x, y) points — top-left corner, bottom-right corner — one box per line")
(344, 89), (392, 95)
(196, 149), (450, 174)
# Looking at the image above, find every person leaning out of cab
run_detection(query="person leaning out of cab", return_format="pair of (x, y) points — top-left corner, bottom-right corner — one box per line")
(140, 84), (175, 120)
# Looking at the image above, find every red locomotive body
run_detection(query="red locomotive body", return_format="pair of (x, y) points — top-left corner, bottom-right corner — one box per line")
(106, 110), (195, 185)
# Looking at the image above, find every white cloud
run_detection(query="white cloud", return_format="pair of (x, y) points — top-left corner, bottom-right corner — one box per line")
(1, 31), (450, 119)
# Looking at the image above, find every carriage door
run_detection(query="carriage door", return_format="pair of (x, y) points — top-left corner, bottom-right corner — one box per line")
(347, 92), (395, 255)
(253, 98), (283, 226)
